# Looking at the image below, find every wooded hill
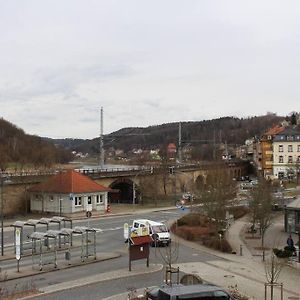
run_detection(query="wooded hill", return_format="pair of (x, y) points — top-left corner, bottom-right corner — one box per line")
(54, 114), (285, 156)
(0, 118), (73, 171)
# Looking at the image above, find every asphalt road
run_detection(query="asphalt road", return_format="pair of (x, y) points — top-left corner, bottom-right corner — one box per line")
(1, 209), (224, 299)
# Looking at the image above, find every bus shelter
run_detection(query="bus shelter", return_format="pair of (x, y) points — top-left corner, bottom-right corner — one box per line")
(11, 219), (49, 255)
(73, 226), (101, 262)
(11, 216), (72, 255)
(30, 231), (58, 271)
(49, 216), (72, 248)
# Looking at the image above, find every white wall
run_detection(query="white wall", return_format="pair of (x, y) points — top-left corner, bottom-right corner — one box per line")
(30, 192), (108, 214)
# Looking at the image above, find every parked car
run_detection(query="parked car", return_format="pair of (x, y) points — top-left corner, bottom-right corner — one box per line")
(146, 283), (236, 299)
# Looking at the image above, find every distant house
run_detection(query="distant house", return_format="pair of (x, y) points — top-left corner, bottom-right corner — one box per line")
(167, 143), (177, 160)
(29, 170), (110, 214)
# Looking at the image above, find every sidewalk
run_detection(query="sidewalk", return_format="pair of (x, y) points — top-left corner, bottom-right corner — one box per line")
(222, 214), (300, 299)
(2, 206), (300, 299)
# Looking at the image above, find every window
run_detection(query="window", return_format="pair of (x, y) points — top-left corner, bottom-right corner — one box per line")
(288, 145), (293, 152)
(298, 145), (300, 152)
(278, 145), (283, 152)
(288, 156), (293, 163)
(96, 194), (104, 204)
(88, 196), (92, 204)
(298, 156), (300, 163)
(279, 156), (283, 163)
(133, 222), (139, 228)
(287, 135), (294, 141)
(75, 196), (82, 206)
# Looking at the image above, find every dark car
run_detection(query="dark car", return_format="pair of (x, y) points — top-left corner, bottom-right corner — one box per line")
(147, 284), (236, 300)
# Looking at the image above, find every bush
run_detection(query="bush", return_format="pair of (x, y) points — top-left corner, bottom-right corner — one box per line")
(176, 213), (210, 227)
(174, 226), (214, 241)
(273, 247), (293, 258)
(202, 236), (232, 253)
(228, 206), (249, 219)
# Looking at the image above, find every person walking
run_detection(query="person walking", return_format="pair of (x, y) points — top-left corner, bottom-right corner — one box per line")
(287, 235), (294, 248)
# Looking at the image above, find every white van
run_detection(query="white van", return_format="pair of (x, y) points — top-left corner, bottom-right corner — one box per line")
(132, 219), (171, 246)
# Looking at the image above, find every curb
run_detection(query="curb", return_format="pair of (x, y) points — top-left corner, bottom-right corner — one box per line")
(1, 252), (121, 282)
(19, 264), (163, 300)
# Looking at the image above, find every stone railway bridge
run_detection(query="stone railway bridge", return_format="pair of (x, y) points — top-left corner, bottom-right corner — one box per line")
(1, 160), (248, 216)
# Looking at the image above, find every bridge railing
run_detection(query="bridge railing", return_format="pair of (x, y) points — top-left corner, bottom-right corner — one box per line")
(0, 159), (246, 179)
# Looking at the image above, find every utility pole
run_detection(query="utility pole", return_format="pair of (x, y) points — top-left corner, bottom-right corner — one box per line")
(213, 130), (216, 160)
(99, 107), (104, 169)
(178, 122), (182, 164)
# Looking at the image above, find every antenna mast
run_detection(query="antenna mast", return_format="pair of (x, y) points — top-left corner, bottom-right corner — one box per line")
(99, 107), (104, 168)
(178, 122), (182, 163)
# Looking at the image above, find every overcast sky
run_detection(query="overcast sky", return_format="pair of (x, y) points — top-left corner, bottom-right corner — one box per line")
(1, 1), (299, 138)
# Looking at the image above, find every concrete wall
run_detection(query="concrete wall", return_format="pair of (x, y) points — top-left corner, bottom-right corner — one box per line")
(2, 183), (31, 217)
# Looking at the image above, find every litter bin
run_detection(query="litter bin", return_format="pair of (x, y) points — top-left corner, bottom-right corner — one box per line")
(65, 251), (71, 261)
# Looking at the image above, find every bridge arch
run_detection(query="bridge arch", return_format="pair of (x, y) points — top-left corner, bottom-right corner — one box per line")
(109, 178), (135, 204)
(195, 175), (205, 189)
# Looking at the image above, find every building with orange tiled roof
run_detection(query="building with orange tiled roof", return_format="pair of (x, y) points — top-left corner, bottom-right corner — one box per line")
(259, 125), (284, 178)
(29, 169), (110, 214)
(167, 143), (177, 160)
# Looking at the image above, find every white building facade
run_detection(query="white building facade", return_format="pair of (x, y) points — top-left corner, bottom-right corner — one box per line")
(272, 128), (300, 179)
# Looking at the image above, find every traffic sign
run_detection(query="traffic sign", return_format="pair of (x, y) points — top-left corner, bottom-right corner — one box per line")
(124, 223), (129, 240)
(15, 228), (21, 260)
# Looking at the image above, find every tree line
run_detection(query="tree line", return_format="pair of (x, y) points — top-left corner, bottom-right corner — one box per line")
(55, 113), (285, 160)
(0, 118), (73, 171)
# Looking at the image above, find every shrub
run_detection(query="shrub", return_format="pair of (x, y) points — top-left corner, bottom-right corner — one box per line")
(176, 213), (210, 227)
(273, 247), (293, 258)
(202, 236), (232, 253)
(174, 226), (214, 241)
(228, 206), (249, 219)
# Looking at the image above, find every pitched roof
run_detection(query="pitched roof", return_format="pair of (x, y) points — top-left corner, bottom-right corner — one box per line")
(264, 125), (284, 136)
(130, 235), (153, 245)
(275, 126), (300, 136)
(29, 169), (109, 194)
(286, 197), (300, 210)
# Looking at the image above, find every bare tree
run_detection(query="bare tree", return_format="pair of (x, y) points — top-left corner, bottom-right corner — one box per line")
(264, 252), (284, 300)
(157, 239), (179, 285)
(249, 178), (274, 261)
(192, 168), (237, 230)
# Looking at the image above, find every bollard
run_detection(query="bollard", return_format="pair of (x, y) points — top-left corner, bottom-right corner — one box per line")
(240, 244), (243, 256)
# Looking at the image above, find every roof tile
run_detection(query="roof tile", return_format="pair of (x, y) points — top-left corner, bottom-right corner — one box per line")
(29, 170), (109, 194)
